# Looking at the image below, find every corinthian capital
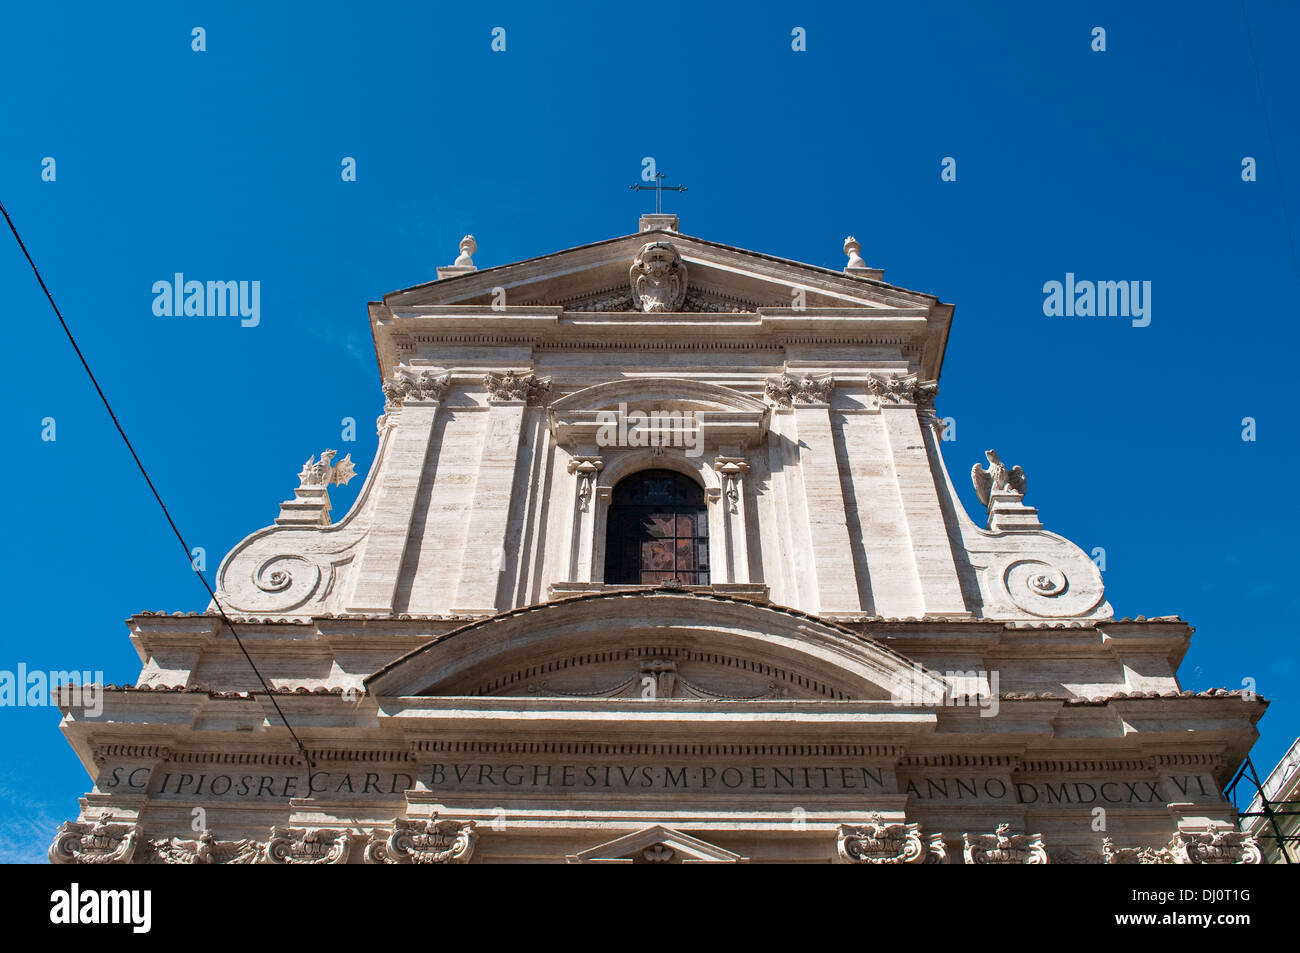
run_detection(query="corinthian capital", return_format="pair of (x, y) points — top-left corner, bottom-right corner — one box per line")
(866, 373), (936, 407)
(485, 370), (552, 405)
(383, 369), (452, 407)
(764, 372), (834, 407)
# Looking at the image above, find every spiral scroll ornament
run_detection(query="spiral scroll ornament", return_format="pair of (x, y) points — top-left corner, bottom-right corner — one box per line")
(250, 555), (324, 612)
(1001, 558), (1100, 617)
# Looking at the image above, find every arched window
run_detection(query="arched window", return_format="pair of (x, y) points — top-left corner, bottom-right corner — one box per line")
(604, 470), (709, 586)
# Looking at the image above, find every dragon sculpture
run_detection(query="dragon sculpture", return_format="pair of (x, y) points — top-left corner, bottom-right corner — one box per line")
(298, 449), (356, 489)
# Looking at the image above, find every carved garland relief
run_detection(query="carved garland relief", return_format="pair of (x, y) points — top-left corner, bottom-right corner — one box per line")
(53, 812), (1261, 864)
(50, 815), (479, 865)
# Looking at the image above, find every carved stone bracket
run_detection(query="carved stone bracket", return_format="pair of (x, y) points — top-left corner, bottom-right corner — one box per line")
(364, 817), (478, 864)
(963, 823), (1049, 864)
(764, 373), (835, 407)
(485, 370), (552, 405)
(715, 457), (750, 514)
(265, 827), (352, 864)
(49, 813), (139, 865)
(567, 456), (604, 512)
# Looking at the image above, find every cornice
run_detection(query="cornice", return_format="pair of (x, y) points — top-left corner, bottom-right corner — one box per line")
(411, 740), (906, 758)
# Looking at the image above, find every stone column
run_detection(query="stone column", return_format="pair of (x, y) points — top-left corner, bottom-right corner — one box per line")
(763, 407), (814, 609)
(566, 455), (603, 583)
(452, 372), (549, 613)
(764, 373), (861, 614)
(589, 486), (612, 582)
(872, 375), (969, 618)
(785, 380), (862, 614)
(346, 373), (449, 613)
(705, 485), (727, 584)
(794, 404), (861, 613)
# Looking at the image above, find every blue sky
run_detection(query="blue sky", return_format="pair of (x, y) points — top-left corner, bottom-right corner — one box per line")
(1, 1), (1297, 862)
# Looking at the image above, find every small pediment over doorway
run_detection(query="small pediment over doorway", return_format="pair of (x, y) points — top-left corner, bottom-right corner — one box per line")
(565, 826), (748, 864)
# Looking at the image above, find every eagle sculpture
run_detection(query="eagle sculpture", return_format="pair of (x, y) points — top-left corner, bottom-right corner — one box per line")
(971, 449), (1026, 507)
(148, 829), (262, 864)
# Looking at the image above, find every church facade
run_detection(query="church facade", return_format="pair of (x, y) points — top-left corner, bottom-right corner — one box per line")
(50, 214), (1266, 864)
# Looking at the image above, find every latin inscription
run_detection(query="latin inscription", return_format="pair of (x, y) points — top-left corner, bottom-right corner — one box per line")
(97, 762), (1219, 806)
(903, 775), (1216, 805)
(107, 763), (890, 800)
(426, 763), (887, 793)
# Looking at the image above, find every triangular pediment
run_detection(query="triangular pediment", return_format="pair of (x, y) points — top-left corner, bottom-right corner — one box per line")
(566, 826), (748, 864)
(371, 226), (956, 381)
(384, 229), (943, 314)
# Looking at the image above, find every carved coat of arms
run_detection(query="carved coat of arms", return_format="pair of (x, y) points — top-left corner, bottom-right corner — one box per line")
(630, 241), (688, 312)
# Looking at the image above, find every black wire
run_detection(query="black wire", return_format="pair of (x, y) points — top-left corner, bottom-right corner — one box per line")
(1, 198), (313, 769)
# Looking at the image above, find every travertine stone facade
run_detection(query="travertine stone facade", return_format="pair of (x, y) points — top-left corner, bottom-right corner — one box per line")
(51, 216), (1265, 863)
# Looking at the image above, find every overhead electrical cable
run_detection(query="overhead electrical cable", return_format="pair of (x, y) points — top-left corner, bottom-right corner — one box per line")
(1, 198), (313, 768)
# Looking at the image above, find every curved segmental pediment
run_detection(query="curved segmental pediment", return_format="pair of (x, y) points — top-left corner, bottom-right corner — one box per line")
(549, 378), (770, 451)
(364, 591), (948, 703)
(549, 377), (769, 415)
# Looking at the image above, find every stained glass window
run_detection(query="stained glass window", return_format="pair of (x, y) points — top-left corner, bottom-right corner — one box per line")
(604, 470), (709, 586)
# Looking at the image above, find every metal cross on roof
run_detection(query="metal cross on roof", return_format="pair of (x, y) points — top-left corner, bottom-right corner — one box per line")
(629, 172), (687, 214)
